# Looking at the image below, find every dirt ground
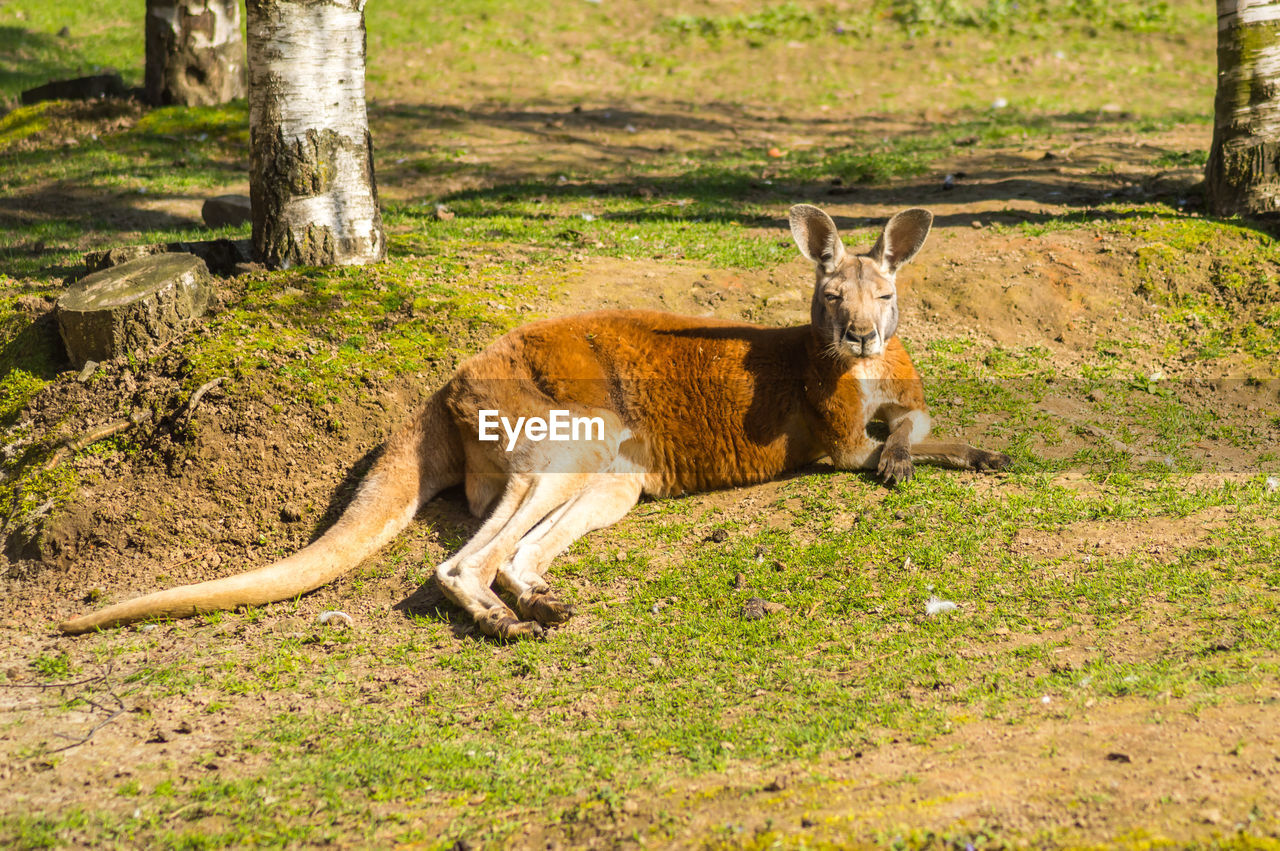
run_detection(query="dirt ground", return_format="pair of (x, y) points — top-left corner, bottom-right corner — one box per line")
(3, 35), (1280, 850)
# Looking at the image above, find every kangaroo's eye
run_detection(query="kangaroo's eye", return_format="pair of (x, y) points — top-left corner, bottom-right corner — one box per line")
(824, 292), (840, 302)
(878, 293), (893, 300)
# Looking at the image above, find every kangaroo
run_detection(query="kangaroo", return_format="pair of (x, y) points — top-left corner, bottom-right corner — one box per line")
(59, 205), (1009, 639)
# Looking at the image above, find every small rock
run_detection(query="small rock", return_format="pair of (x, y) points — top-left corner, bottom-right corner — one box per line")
(763, 777), (788, 792)
(991, 96), (1008, 109)
(614, 550), (627, 562)
(1106, 752), (1131, 763)
(57, 26), (71, 38)
(175, 721), (194, 735)
(84, 244), (164, 272)
(971, 220), (982, 229)
(743, 598), (785, 621)
(800, 817), (816, 828)
(279, 504), (303, 523)
(433, 203), (455, 221)
(146, 729), (169, 744)
(1088, 388), (1106, 403)
(83, 588), (103, 604)
(76, 361), (99, 383)
(706, 528), (729, 543)
(1199, 808), (1222, 825)
(201, 195), (252, 229)
(1042, 151), (1057, 160)
(733, 572), (747, 590)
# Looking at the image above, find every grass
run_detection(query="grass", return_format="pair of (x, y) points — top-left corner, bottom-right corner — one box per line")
(7, 454), (1278, 847)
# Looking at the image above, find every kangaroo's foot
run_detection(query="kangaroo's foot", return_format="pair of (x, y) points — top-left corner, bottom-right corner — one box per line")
(477, 608), (545, 641)
(971, 448), (1012, 472)
(517, 589), (575, 626)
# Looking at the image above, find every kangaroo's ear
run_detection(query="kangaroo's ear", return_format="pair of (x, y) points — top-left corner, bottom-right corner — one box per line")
(869, 208), (933, 273)
(789, 204), (846, 273)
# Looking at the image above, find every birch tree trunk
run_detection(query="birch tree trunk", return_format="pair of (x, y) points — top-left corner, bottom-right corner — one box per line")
(1207, 0), (1280, 216)
(246, 0), (387, 269)
(145, 0), (246, 107)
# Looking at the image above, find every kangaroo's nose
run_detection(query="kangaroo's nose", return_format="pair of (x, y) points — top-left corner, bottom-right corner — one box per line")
(843, 327), (876, 348)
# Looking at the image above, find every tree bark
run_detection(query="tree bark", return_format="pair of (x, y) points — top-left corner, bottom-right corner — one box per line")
(246, 0), (387, 269)
(145, 0), (247, 107)
(1207, 0), (1280, 216)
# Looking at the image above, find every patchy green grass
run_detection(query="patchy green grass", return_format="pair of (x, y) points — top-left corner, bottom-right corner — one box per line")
(1003, 206), (1280, 369)
(0, 0), (138, 103)
(7, 447), (1278, 847)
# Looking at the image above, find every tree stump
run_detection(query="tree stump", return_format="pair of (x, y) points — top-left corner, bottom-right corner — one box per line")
(55, 254), (213, 368)
(145, 0), (246, 107)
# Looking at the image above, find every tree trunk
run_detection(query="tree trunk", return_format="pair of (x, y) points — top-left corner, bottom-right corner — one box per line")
(1207, 1), (1280, 216)
(145, 0), (247, 107)
(245, 0), (387, 269)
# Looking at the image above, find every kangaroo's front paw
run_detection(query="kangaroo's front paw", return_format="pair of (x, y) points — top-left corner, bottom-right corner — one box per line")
(517, 590), (575, 626)
(877, 446), (913, 486)
(477, 608), (545, 641)
(971, 449), (1012, 472)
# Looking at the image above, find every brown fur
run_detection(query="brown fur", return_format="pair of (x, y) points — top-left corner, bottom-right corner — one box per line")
(58, 206), (1009, 639)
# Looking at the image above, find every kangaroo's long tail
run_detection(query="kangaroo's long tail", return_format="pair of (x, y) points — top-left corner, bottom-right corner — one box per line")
(57, 388), (463, 635)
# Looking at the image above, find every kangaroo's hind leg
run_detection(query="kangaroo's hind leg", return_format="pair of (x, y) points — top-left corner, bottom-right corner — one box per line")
(435, 411), (630, 640)
(435, 470), (588, 639)
(496, 470), (644, 626)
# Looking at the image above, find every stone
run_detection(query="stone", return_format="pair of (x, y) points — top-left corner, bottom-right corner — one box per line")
(85, 239), (252, 276)
(56, 253), (213, 368)
(83, 245), (165, 272)
(21, 73), (127, 106)
(743, 598), (785, 621)
(202, 194), (253, 229)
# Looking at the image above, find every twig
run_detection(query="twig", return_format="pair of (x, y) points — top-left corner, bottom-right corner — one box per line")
(166, 801), (201, 822)
(0, 672), (110, 691)
(163, 548), (216, 572)
(178, 376), (226, 427)
(47, 690), (126, 754)
(47, 706), (125, 753)
(42, 410), (150, 471)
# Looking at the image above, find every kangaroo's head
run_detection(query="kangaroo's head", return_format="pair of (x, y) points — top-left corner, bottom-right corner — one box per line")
(789, 204), (933, 361)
